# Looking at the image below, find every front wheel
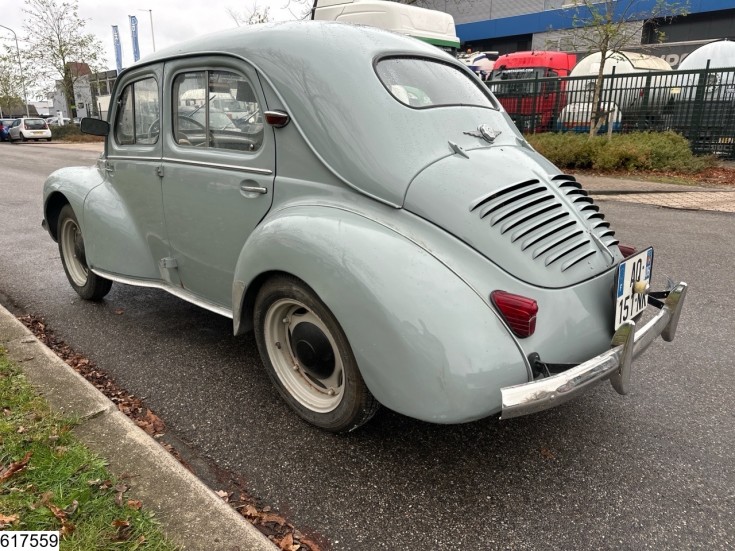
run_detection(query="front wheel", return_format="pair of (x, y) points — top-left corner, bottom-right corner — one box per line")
(57, 205), (112, 300)
(254, 276), (379, 432)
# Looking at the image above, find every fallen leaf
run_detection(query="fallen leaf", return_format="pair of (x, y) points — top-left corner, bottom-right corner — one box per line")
(112, 519), (133, 541)
(16, 426), (26, 434)
(540, 447), (556, 460)
(278, 533), (302, 551)
(216, 490), (231, 501)
(64, 500), (79, 516)
(0, 513), (19, 526)
(41, 493), (75, 536)
(115, 483), (129, 507)
(127, 499), (142, 510)
(0, 452), (32, 483)
(144, 410), (165, 434)
(114, 308), (125, 315)
(241, 504), (259, 518)
(299, 536), (323, 551)
(260, 513), (287, 526)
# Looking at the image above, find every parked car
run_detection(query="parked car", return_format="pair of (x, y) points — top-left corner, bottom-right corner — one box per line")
(0, 118), (15, 141)
(42, 21), (688, 432)
(9, 117), (52, 142)
(45, 116), (72, 126)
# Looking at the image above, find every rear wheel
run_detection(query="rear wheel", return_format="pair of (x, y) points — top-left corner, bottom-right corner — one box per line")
(254, 275), (379, 432)
(57, 205), (112, 301)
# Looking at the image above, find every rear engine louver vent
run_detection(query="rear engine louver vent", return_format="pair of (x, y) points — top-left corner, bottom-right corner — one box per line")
(470, 175), (618, 273)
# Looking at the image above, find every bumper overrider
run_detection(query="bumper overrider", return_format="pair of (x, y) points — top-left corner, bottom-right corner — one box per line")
(500, 282), (688, 419)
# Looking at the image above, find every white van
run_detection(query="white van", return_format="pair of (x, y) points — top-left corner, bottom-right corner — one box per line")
(313, 0), (460, 53)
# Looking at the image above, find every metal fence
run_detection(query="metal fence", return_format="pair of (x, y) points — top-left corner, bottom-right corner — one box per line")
(486, 66), (735, 158)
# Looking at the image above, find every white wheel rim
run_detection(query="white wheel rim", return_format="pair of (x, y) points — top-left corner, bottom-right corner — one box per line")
(264, 298), (344, 413)
(60, 217), (88, 287)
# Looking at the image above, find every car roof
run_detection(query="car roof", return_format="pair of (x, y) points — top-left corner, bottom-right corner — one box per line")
(129, 21), (472, 206)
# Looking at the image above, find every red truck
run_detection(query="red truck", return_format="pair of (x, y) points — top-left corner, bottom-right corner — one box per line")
(489, 51), (577, 133)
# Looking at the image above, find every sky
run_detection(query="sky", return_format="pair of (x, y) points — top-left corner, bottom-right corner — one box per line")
(1, 0), (310, 91)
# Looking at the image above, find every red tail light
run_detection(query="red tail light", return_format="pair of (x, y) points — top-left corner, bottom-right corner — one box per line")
(265, 110), (290, 128)
(491, 291), (538, 338)
(618, 244), (637, 258)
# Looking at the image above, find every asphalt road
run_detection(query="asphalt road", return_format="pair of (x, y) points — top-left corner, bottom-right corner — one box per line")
(1, 142), (733, 550)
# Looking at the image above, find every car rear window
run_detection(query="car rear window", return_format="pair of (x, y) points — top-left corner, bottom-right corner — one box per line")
(24, 119), (47, 129)
(375, 57), (497, 110)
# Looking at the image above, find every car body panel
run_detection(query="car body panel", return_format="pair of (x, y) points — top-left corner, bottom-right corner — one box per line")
(404, 144), (622, 288)
(232, 205), (530, 422)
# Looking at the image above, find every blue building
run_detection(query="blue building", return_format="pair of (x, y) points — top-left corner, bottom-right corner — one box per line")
(418, 0), (735, 68)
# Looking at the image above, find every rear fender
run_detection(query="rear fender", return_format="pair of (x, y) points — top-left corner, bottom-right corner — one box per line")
(233, 206), (529, 423)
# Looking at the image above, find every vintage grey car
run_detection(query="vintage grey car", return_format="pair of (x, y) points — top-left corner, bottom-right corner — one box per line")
(42, 21), (687, 432)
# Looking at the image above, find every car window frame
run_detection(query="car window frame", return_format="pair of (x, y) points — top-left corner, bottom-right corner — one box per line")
(373, 54), (500, 111)
(113, 74), (161, 148)
(170, 66), (263, 155)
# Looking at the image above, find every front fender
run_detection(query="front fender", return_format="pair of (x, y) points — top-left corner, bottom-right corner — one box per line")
(233, 206), (529, 423)
(43, 166), (105, 240)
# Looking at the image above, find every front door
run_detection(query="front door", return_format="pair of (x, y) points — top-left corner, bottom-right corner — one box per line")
(161, 57), (275, 308)
(84, 66), (169, 281)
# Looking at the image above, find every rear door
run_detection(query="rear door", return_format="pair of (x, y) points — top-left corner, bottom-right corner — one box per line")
(161, 56), (275, 308)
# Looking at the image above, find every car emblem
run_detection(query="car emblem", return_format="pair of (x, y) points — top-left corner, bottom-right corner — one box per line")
(464, 124), (502, 143)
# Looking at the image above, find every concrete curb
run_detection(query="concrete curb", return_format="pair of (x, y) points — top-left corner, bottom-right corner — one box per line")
(0, 304), (276, 551)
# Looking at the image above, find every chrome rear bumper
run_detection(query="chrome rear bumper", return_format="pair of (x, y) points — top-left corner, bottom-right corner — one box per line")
(500, 283), (688, 419)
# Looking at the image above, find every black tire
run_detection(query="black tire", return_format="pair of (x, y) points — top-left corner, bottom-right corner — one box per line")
(21, 133), (28, 142)
(254, 275), (379, 432)
(57, 204), (112, 301)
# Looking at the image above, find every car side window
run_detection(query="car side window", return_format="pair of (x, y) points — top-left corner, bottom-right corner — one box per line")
(173, 69), (263, 153)
(114, 77), (160, 146)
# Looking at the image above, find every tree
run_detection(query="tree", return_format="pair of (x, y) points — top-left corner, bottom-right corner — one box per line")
(227, 2), (273, 26)
(20, 0), (105, 117)
(0, 53), (25, 117)
(565, 0), (688, 137)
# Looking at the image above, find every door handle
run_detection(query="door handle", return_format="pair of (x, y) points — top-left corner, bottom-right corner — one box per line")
(240, 184), (267, 194)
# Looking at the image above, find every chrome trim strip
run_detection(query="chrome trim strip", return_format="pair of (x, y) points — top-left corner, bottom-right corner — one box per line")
(161, 157), (272, 175)
(91, 268), (234, 319)
(107, 155), (161, 163)
(500, 282), (688, 419)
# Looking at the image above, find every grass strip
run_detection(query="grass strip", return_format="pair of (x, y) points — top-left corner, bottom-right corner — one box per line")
(0, 347), (178, 550)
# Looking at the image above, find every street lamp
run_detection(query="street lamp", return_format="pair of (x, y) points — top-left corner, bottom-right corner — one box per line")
(139, 9), (156, 52)
(0, 24), (30, 117)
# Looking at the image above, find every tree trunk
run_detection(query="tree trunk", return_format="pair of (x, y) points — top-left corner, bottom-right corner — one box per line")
(589, 39), (610, 139)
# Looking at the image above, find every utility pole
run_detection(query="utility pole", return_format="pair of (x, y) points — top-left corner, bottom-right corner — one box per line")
(139, 9), (156, 52)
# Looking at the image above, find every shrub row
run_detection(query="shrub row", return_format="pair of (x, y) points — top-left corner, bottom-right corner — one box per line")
(526, 131), (715, 173)
(50, 124), (103, 142)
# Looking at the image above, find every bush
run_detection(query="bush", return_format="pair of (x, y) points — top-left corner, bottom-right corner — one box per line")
(526, 131), (715, 173)
(50, 124), (103, 142)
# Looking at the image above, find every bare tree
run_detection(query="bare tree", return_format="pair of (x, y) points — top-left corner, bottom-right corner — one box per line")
(565, 0), (687, 137)
(227, 2), (273, 26)
(20, 0), (105, 118)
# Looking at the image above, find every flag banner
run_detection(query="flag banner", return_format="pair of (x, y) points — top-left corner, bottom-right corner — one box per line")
(112, 25), (123, 73)
(129, 15), (140, 62)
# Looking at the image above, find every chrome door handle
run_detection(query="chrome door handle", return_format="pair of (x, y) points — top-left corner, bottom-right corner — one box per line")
(240, 184), (267, 194)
